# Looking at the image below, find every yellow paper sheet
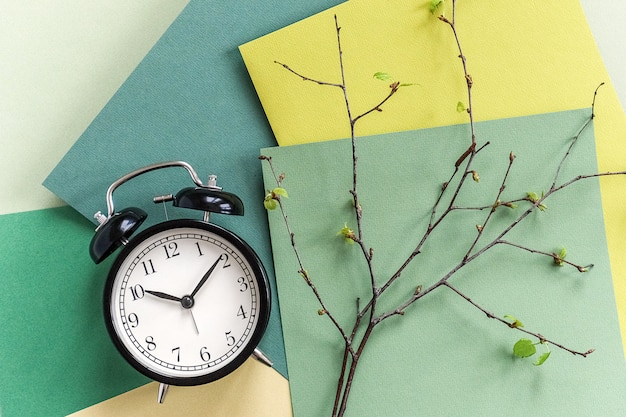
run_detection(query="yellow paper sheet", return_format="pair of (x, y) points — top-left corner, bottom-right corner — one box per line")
(67, 358), (292, 417)
(240, 0), (626, 355)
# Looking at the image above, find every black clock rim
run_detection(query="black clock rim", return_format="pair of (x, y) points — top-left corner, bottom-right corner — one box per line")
(102, 219), (271, 386)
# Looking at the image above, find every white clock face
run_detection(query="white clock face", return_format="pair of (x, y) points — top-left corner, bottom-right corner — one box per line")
(104, 220), (269, 385)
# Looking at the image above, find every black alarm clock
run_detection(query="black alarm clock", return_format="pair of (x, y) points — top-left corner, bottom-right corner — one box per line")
(89, 161), (271, 402)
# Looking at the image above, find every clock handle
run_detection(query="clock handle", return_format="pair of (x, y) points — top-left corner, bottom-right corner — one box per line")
(97, 161), (207, 224)
(90, 161), (219, 263)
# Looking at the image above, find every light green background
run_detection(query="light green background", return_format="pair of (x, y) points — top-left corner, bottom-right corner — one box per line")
(262, 109), (626, 416)
(0, 0), (189, 215)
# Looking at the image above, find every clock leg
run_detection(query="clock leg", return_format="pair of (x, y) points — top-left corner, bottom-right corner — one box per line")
(157, 383), (169, 404)
(252, 348), (273, 367)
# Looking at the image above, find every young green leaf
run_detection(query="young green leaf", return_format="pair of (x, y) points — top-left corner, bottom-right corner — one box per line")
(456, 101), (466, 113)
(430, 0), (445, 14)
(272, 187), (288, 198)
(263, 194), (278, 210)
(526, 191), (547, 211)
(533, 350), (551, 366)
(263, 187), (288, 210)
(373, 72), (393, 81)
(504, 314), (524, 328)
(513, 338), (536, 358)
(552, 247), (567, 266)
(337, 223), (356, 244)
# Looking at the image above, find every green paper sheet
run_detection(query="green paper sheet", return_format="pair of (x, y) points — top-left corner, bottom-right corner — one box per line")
(43, 0), (347, 381)
(0, 207), (149, 417)
(261, 109), (626, 416)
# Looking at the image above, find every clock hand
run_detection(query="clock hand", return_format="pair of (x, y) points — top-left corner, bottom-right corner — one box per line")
(189, 309), (200, 335)
(145, 290), (182, 303)
(190, 254), (223, 297)
(147, 289), (200, 333)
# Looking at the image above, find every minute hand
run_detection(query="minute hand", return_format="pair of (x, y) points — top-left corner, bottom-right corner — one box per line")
(190, 255), (223, 297)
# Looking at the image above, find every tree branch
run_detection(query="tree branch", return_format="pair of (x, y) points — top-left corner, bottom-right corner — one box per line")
(443, 282), (594, 358)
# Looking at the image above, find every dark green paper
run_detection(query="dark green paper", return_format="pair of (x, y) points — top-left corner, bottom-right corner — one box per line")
(0, 207), (149, 417)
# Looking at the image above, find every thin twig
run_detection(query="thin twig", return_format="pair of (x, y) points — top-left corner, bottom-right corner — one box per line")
(551, 82), (605, 189)
(261, 156), (353, 348)
(443, 282), (594, 357)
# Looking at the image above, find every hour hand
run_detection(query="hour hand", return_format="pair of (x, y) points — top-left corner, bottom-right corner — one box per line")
(145, 290), (182, 303)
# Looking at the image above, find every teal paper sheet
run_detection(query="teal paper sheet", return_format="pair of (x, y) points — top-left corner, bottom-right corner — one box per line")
(261, 109), (626, 416)
(43, 0), (346, 381)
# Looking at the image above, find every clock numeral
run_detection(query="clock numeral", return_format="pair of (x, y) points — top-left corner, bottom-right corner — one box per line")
(195, 242), (204, 256)
(225, 331), (236, 347)
(145, 336), (157, 351)
(200, 346), (211, 362)
(129, 284), (145, 301)
(172, 347), (180, 362)
(237, 276), (248, 292)
(141, 259), (156, 275)
(221, 253), (231, 268)
(127, 313), (139, 328)
(237, 305), (248, 320)
(163, 242), (180, 259)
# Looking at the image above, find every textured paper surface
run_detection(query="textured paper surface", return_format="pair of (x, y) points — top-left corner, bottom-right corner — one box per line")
(241, 0), (624, 145)
(580, 0), (626, 111)
(262, 109), (626, 416)
(241, 0), (626, 358)
(0, 0), (189, 215)
(0, 207), (148, 417)
(66, 359), (291, 417)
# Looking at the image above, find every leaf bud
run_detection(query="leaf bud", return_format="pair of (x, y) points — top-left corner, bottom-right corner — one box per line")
(552, 253), (564, 266)
(337, 223), (356, 244)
